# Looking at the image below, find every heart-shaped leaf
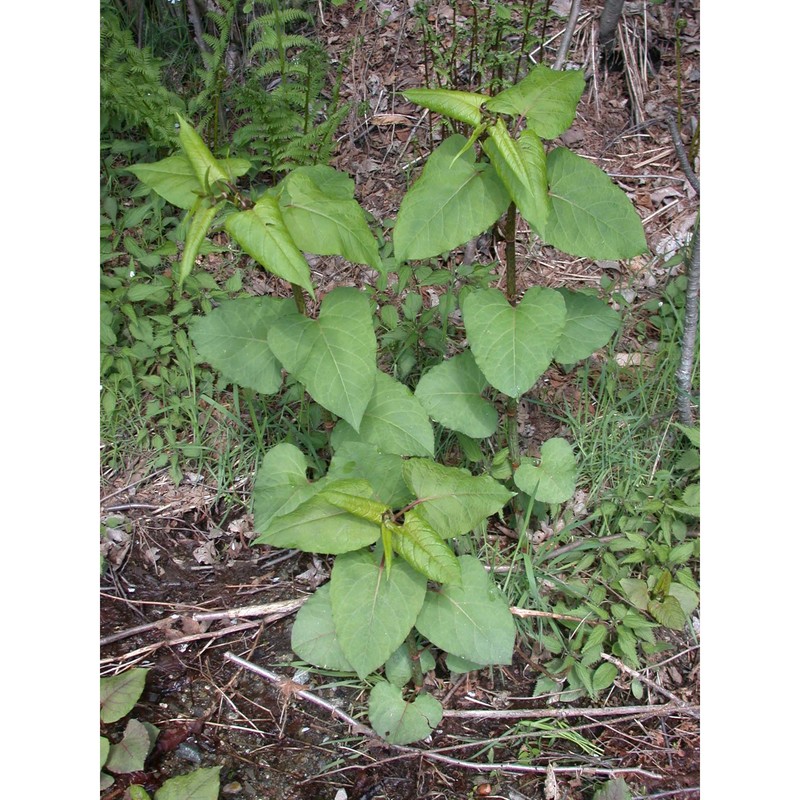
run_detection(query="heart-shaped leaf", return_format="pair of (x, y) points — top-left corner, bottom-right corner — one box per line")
(414, 351), (498, 439)
(189, 296), (294, 395)
(485, 64), (584, 139)
(291, 584), (355, 672)
(104, 719), (153, 774)
(543, 148), (647, 260)
(462, 287), (566, 399)
(403, 459), (513, 537)
(513, 437), (577, 503)
(330, 550), (427, 678)
(154, 767), (221, 800)
(368, 681), (443, 745)
(330, 371), (435, 456)
(394, 135), (510, 262)
(224, 196), (315, 295)
(415, 555), (516, 666)
(277, 166), (381, 270)
(553, 289), (620, 364)
(268, 287), (377, 431)
(253, 479), (381, 553)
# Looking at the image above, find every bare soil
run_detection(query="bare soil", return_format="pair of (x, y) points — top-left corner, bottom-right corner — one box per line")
(101, 2), (700, 798)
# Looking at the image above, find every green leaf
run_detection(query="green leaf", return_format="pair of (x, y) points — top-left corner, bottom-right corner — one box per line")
(648, 595), (687, 630)
(189, 297), (294, 394)
(105, 719), (152, 774)
(368, 681), (443, 745)
(100, 736), (110, 770)
(445, 653), (485, 674)
(224, 196), (315, 295)
(483, 124), (551, 232)
(100, 668), (149, 723)
(330, 550), (427, 678)
(553, 289), (620, 364)
(177, 113), (227, 188)
(127, 154), (201, 210)
(328, 442), (415, 508)
(129, 787), (150, 800)
(513, 437), (577, 504)
(462, 287), (566, 399)
(393, 135), (510, 263)
(402, 88), (487, 127)
(268, 288), (377, 431)
(330, 371), (435, 457)
(179, 198), (218, 287)
(291, 584), (355, 672)
(320, 483), (389, 525)
(252, 443), (316, 534)
(675, 423), (700, 447)
(403, 459), (513, 537)
(415, 555), (516, 666)
(154, 767), (221, 800)
(387, 510), (462, 585)
(277, 166), (381, 270)
(542, 148), (648, 260)
(668, 583), (699, 617)
(592, 662), (618, 694)
(485, 64), (585, 138)
(414, 351), (498, 439)
(253, 479), (381, 554)
(618, 578), (650, 611)
(593, 777), (632, 800)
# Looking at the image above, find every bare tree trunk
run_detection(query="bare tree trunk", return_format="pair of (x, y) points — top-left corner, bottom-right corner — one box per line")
(598, 0), (625, 55)
(676, 224), (699, 426)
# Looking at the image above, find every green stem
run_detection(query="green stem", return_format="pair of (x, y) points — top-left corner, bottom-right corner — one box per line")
(405, 632), (424, 689)
(504, 202), (518, 302)
(506, 397), (520, 470)
(291, 283), (306, 315)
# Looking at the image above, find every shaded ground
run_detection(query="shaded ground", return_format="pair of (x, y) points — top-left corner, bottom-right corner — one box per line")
(101, 2), (700, 798)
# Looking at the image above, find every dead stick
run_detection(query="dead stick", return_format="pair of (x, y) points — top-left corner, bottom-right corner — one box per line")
(226, 654), (665, 782)
(442, 703), (697, 720)
(193, 597), (306, 622)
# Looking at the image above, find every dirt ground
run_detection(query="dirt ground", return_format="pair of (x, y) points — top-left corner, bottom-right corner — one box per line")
(100, 2), (700, 798)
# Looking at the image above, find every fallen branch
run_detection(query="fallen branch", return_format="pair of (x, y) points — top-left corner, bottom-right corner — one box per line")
(225, 653), (666, 782)
(442, 703), (698, 721)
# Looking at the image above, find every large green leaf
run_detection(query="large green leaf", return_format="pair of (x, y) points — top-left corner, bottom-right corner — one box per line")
(330, 550), (427, 678)
(393, 135), (510, 262)
(100, 668), (149, 724)
(387, 510), (462, 585)
(224, 196), (314, 295)
(252, 443), (316, 535)
(154, 767), (221, 800)
(127, 155), (200, 210)
(414, 351), (498, 439)
(462, 287), (566, 399)
(189, 296), (294, 395)
(267, 287), (377, 431)
(369, 681), (443, 745)
(328, 442), (415, 508)
(291, 584), (354, 672)
(485, 64), (584, 139)
(277, 166), (381, 270)
(513, 437), (577, 504)
(403, 459), (513, 537)
(330, 371), (435, 457)
(553, 289), (620, 364)
(105, 719), (152, 774)
(414, 555), (516, 666)
(253, 478), (381, 553)
(543, 148), (648, 259)
(483, 124), (551, 232)
(402, 88), (487, 127)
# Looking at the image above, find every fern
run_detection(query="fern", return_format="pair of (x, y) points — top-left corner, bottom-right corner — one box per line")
(188, 0), (238, 151)
(100, 0), (183, 148)
(230, 0), (349, 178)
